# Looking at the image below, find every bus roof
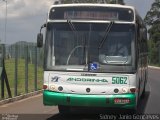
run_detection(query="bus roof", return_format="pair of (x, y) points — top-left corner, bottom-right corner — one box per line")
(49, 3), (135, 11)
(48, 3), (137, 23)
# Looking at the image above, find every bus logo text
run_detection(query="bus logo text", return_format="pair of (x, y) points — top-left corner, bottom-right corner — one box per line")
(67, 78), (108, 83)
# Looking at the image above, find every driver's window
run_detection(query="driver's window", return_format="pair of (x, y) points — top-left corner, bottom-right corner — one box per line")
(106, 33), (130, 57)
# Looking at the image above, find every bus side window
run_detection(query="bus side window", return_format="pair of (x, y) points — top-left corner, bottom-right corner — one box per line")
(136, 23), (141, 59)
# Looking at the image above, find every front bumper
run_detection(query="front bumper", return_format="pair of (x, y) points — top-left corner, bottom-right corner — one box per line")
(43, 90), (136, 109)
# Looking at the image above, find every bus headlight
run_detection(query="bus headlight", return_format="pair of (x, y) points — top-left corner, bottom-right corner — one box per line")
(122, 87), (128, 93)
(50, 85), (56, 91)
(58, 86), (63, 91)
(114, 88), (119, 93)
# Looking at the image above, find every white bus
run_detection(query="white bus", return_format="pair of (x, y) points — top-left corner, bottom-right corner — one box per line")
(37, 3), (148, 113)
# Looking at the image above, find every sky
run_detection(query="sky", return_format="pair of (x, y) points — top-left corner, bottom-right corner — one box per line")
(0, 0), (154, 44)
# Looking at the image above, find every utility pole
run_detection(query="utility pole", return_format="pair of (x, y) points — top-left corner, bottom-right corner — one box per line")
(1, 0), (7, 44)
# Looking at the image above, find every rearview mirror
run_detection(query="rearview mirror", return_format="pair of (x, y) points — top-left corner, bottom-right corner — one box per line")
(37, 33), (43, 48)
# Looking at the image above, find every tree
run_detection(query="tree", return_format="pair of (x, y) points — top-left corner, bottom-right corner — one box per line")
(144, 0), (160, 65)
(144, 0), (160, 41)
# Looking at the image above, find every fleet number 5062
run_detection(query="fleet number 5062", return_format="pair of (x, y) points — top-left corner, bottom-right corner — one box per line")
(112, 77), (127, 84)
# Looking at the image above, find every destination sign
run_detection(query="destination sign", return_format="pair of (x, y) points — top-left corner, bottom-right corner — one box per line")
(64, 11), (118, 20)
(49, 6), (134, 21)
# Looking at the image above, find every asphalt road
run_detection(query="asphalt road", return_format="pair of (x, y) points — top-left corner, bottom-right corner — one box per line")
(0, 67), (160, 120)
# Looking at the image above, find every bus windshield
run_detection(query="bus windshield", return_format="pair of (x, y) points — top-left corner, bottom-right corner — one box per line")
(45, 22), (135, 72)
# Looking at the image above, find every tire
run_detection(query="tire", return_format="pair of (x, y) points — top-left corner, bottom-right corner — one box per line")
(141, 71), (147, 98)
(141, 82), (146, 98)
(58, 105), (71, 114)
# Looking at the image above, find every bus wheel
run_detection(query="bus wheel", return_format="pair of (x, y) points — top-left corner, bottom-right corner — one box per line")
(141, 72), (147, 98)
(58, 105), (71, 114)
(141, 82), (146, 98)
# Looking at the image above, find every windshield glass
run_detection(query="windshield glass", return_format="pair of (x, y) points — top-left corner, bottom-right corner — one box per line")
(45, 22), (135, 72)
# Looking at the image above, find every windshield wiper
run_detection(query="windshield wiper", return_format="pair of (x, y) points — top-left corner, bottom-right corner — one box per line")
(98, 21), (114, 49)
(67, 19), (77, 34)
(66, 20), (87, 66)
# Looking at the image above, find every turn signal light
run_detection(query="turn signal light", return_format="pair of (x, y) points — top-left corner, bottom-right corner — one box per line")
(130, 88), (137, 93)
(43, 85), (48, 90)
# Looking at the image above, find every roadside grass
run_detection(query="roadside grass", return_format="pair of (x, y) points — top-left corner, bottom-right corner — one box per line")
(0, 59), (43, 99)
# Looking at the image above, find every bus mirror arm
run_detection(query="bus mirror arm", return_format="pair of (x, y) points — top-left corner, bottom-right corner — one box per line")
(37, 23), (46, 48)
(40, 23), (46, 33)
